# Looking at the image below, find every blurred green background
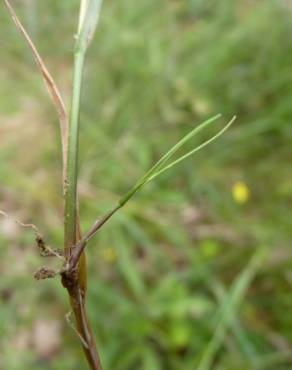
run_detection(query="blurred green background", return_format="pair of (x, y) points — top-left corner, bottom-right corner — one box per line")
(1, 0), (292, 369)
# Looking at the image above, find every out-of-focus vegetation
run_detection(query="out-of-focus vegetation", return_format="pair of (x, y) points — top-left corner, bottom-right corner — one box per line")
(1, 0), (292, 369)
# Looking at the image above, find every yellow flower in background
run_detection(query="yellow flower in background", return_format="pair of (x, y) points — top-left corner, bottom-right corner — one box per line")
(232, 181), (250, 204)
(101, 247), (117, 263)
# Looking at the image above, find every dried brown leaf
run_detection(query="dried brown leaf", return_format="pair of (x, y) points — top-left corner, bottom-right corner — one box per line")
(4, 0), (68, 180)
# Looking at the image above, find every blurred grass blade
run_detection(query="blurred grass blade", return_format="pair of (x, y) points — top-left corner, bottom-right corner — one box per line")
(197, 249), (266, 370)
(210, 280), (260, 368)
(143, 347), (161, 370)
(119, 115), (234, 207)
(115, 227), (146, 300)
(76, 0), (103, 52)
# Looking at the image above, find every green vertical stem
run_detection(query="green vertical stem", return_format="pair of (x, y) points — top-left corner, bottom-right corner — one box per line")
(64, 51), (85, 256)
(63, 47), (103, 370)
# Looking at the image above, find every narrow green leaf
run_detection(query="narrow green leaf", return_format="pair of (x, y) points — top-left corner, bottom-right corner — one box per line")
(139, 113), (221, 185)
(147, 116), (236, 183)
(119, 115), (234, 207)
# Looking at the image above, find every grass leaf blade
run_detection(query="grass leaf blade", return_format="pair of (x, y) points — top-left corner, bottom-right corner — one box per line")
(118, 114), (223, 206)
(147, 116), (236, 183)
(138, 113), (221, 184)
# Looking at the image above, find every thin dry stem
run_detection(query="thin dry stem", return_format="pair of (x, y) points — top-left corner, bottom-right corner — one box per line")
(0, 209), (64, 260)
(0, 209), (39, 234)
(4, 0), (68, 181)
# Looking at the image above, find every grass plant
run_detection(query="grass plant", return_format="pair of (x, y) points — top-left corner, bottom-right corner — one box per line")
(3, 1), (233, 369)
